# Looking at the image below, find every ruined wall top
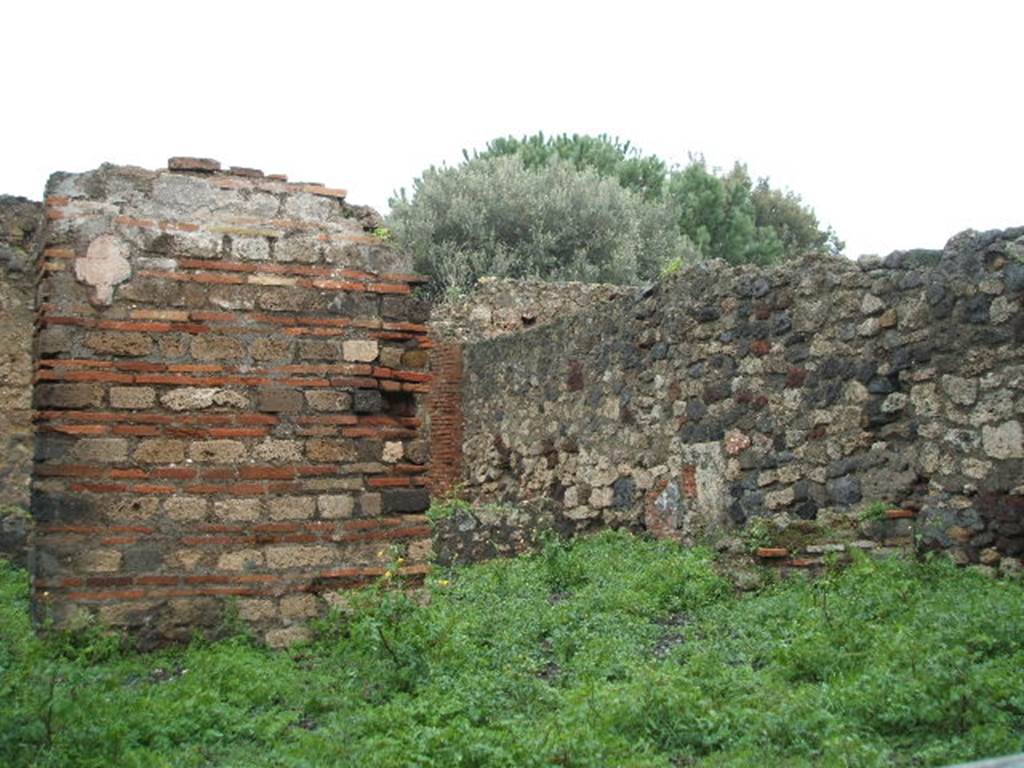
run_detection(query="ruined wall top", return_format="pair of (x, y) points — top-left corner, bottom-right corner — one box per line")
(430, 276), (632, 342)
(44, 157), (408, 280)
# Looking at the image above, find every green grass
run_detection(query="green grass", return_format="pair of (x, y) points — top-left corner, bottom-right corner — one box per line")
(2, 531), (1023, 767)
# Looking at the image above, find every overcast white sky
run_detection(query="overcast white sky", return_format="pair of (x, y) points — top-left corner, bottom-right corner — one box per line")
(4, 1), (1021, 257)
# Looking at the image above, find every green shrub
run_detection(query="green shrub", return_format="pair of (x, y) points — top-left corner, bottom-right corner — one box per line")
(389, 155), (695, 297)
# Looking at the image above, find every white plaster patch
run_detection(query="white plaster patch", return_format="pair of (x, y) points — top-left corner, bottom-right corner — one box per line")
(75, 234), (132, 305)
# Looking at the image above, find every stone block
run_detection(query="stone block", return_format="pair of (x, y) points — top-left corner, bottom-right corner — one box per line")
(134, 439), (186, 464)
(280, 594), (319, 620)
(110, 386), (157, 409)
(342, 339), (379, 362)
(36, 327), (74, 355)
(164, 497), (209, 522)
(379, 346), (404, 368)
(401, 349), (429, 369)
(252, 439), (303, 463)
(359, 493), (382, 516)
(352, 389), (383, 414)
(265, 545), (336, 569)
(168, 156), (221, 172)
(191, 335), (245, 361)
(213, 499), (263, 521)
(84, 331), (153, 357)
(306, 390), (352, 412)
(238, 599), (278, 622)
(381, 488), (430, 514)
(252, 337), (294, 360)
(257, 387), (304, 413)
(265, 626), (312, 649)
(305, 438), (358, 463)
(161, 387), (249, 411)
(36, 383), (104, 409)
(76, 549), (122, 573)
(982, 421), (1023, 459)
(218, 549), (264, 571)
(318, 494), (354, 519)
(189, 440), (246, 463)
(71, 438), (129, 463)
(268, 496), (316, 520)
(382, 441), (404, 463)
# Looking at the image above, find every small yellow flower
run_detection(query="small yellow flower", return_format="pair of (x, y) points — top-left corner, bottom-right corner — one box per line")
(437, 579), (450, 587)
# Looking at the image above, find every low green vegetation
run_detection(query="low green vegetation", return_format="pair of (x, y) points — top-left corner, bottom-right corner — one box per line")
(2, 532), (1023, 767)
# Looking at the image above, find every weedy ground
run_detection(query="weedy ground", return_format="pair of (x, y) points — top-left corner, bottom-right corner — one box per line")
(1, 531), (1023, 767)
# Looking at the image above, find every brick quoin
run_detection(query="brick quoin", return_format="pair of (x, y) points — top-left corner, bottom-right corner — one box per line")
(426, 340), (464, 496)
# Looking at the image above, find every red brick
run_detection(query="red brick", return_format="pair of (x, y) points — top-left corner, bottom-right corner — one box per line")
(136, 576), (181, 586)
(885, 508), (916, 519)
(366, 283), (411, 295)
(366, 476), (411, 488)
(310, 279), (366, 292)
(133, 484), (177, 495)
(330, 376), (378, 389)
(209, 427), (269, 438)
(70, 482), (128, 493)
(100, 536), (139, 546)
(110, 468), (147, 479)
(36, 464), (105, 478)
(240, 466), (296, 480)
(152, 467), (197, 479)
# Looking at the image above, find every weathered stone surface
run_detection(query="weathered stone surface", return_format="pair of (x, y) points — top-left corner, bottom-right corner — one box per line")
(342, 340), (379, 363)
(84, 332), (153, 357)
(305, 439), (358, 463)
(265, 626), (312, 649)
(191, 335), (245, 361)
(36, 382), (104, 409)
(188, 440), (247, 463)
(268, 496), (315, 520)
(251, 337), (294, 360)
(71, 437), (129, 463)
(168, 156), (221, 172)
(110, 386), (157, 409)
(257, 387), (304, 413)
(252, 439), (303, 463)
(941, 375), (978, 406)
(305, 390), (352, 412)
(318, 495), (354, 518)
(982, 421), (1023, 459)
(450, 228), (1024, 563)
(382, 488), (430, 513)
(134, 439), (187, 464)
(161, 388), (249, 411)
(214, 499), (263, 522)
(352, 389), (383, 414)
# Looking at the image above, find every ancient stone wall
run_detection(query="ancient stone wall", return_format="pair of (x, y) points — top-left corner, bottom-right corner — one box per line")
(430, 276), (631, 342)
(0, 197), (42, 566)
(32, 159), (433, 646)
(455, 229), (1024, 572)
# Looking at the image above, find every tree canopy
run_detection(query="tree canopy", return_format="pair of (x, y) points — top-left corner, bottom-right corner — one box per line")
(389, 133), (841, 295)
(389, 154), (693, 297)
